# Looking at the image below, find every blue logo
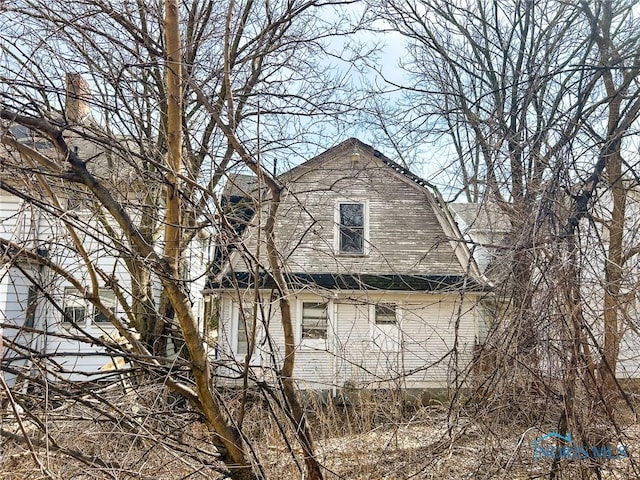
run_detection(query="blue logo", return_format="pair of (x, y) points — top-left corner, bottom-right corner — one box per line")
(532, 432), (627, 461)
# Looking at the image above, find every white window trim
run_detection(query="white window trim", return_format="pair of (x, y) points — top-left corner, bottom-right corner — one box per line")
(62, 287), (120, 328)
(334, 199), (369, 256)
(232, 301), (262, 363)
(62, 287), (88, 328)
(370, 302), (402, 352)
(298, 297), (331, 350)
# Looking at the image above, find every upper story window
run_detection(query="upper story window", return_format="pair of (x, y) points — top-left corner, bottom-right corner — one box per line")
(337, 202), (366, 254)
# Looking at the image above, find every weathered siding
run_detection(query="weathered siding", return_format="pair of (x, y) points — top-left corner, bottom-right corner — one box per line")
(230, 148), (465, 276)
(215, 291), (479, 391)
(216, 140), (482, 391)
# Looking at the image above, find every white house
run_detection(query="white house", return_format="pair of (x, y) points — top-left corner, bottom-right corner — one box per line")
(451, 197), (640, 382)
(207, 138), (489, 393)
(0, 75), (210, 386)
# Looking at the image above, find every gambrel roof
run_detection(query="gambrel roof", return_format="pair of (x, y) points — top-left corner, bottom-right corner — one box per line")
(207, 138), (485, 293)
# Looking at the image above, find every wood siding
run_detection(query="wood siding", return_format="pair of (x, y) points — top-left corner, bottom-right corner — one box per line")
(217, 141), (481, 390)
(1, 191), (209, 382)
(216, 292), (479, 390)
(230, 147), (466, 276)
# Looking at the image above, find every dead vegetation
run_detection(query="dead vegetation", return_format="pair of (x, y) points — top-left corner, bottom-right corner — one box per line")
(2, 383), (639, 480)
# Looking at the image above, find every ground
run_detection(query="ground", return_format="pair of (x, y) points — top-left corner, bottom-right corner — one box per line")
(1, 390), (638, 479)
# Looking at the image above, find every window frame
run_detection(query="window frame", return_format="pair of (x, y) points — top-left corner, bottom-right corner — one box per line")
(374, 304), (397, 325)
(62, 287), (87, 326)
(235, 303), (255, 356)
(62, 287), (119, 327)
(298, 299), (330, 349)
(232, 302), (263, 362)
(334, 200), (369, 256)
(25, 285), (38, 328)
(370, 302), (401, 352)
(301, 301), (328, 341)
(93, 288), (117, 324)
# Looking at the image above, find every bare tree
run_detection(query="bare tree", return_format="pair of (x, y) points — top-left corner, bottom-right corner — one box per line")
(0, 0), (363, 478)
(371, 0), (640, 476)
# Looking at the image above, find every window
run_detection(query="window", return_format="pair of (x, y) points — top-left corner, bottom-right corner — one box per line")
(63, 288), (86, 324)
(338, 203), (365, 254)
(375, 304), (397, 324)
(25, 286), (38, 328)
(93, 289), (116, 324)
(372, 303), (400, 352)
(302, 302), (328, 340)
(237, 304), (255, 355)
(203, 296), (220, 337)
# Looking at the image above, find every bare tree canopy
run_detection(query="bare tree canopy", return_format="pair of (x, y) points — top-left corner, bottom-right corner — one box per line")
(368, 0), (640, 478)
(1, 1), (365, 478)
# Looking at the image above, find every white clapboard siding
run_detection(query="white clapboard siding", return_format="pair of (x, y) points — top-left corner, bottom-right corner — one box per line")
(401, 298), (477, 388)
(0, 266), (39, 385)
(1, 189), (209, 381)
(216, 292), (480, 391)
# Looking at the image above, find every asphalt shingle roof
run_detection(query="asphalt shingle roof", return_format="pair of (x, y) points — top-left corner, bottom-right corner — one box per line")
(207, 272), (487, 292)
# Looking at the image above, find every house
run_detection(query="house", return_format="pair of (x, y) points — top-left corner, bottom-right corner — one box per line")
(449, 202), (512, 279)
(207, 138), (489, 393)
(0, 75), (210, 386)
(451, 197), (640, 383)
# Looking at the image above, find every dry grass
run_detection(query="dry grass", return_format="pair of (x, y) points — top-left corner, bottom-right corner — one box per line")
(2, 387), (639, 479)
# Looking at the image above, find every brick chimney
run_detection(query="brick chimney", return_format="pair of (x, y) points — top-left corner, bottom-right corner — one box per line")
(65, 73), (91, 123)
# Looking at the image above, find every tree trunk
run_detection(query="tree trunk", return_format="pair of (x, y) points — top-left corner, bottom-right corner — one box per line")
(163, 1), (254, 477)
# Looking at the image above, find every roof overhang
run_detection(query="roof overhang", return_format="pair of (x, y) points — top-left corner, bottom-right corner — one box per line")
(205, 272), (489, 294)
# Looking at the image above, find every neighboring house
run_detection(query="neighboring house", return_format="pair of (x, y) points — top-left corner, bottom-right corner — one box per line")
(449, 202), (512, 279)
(0, 75), (210, 385)
(451, 196), (640, 382)
(207, 138), (489, 393)
(1, 185), (127, 383)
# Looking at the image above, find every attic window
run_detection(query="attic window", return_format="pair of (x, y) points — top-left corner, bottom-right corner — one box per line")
(338, 202), (366, 254)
